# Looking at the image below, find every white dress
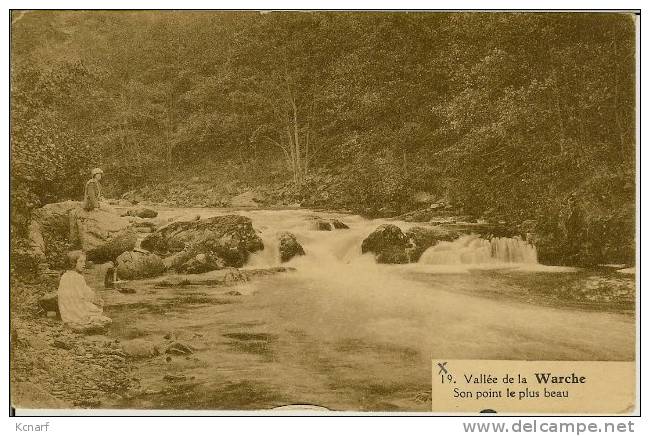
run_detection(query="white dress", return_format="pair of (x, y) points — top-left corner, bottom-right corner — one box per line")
(57, 270), (111, 332)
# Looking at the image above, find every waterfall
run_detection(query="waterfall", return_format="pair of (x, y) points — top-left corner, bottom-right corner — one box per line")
(223, 209), (538, 269)
(247, 232), (281, 267)
(240, 210), (386, 269)
(418, 234), (537, 265)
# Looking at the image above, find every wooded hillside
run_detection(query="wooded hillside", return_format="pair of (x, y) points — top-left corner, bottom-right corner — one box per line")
(10, 11), (636, 266)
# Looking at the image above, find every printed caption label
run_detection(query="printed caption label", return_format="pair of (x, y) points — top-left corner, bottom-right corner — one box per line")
(432, 360), (635, 414)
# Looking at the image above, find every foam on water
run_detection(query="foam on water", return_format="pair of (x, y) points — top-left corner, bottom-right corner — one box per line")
(154, 206), (574, 274)
(418, 234), (538, 265)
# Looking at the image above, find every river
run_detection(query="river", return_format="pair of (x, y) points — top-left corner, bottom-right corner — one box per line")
(104, 208), (635, 412)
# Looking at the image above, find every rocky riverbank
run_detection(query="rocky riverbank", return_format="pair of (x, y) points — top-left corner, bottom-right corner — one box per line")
(11, 206), (636, 411)
(11, 272), (133, 409)
(10, 263), (295, 410)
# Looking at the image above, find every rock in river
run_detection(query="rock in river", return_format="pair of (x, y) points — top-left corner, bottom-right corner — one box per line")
(361, 224), (410, 264)
(278, 232), (305, 262)
(116, 250), (165, 280)
(404, 226), (459, 262)
(176, 252), (225, 274)
(123, 207), (158, 219)
(141, 215), (264, 271)
(121, 339), (159, 358)
(361, 224), (460, 263)
(376, 247), (410, 264)
(310, 217), (350, 231)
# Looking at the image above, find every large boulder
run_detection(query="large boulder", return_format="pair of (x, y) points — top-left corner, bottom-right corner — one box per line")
(87, 230), (138, 262)
(376, 247), (410, 264)
(309, 216), (350, 231)
(31, 201), (81, 236)
(361, 224), (409, 254)
(314, 220), (333, 231)
(361, 224), (411, 264)
(123, 207), (158, 219)
(176, 252), (225, 274)
(404, 226), (460, 262)
(278, 232), (305, 262)
(116, 250), (165, 280)
(141, 215), (264, 272)
(70, 209), (137, 262)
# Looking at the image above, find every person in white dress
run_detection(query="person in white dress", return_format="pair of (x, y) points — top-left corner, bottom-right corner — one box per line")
(57, 250), (111, 332)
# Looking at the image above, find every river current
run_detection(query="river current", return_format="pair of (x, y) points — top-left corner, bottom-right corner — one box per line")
(107, 208), (635, 411)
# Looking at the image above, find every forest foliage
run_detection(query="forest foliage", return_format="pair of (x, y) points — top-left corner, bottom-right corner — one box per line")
(10, 11), (636, 265)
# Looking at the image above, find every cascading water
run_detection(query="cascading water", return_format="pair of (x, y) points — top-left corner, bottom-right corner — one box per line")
(247, 232), (281, 267)
(244, 210), (378, 269)
(418, 234), (537, 265)
(154, 208), (539, 269)
(241, 210), (539, 269)
(112, 206), (632, 413)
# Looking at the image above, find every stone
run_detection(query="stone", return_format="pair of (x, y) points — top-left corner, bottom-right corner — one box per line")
(86, 229), (138, 263)
(405, 226), (460, 262)
(176, 252), (225, 274)
(116, 250), (165, 280)
(165, 342), (193, 355)
(309, 216), (348, 231)
(314, 220), (332, 231)
(361, 224), (409, 254)
(361, 224), (411, 264)
(120, 339), (159, 358)
(278, 232), (305, 262)
(141, 215), (264, 271)
(31, 201), (81, 236)
(331, 219), (349, 229)
(123, 207), (158, 219)
(376, 247), (410, 264)
(69, 208), (137, 261)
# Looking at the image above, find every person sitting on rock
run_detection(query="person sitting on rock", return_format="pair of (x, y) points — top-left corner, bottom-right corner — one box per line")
(57, 250), (112, 333)
(83, 167), (106, 212)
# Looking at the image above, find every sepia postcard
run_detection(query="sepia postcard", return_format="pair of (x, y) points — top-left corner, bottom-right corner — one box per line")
(8, 9), (639, 416)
